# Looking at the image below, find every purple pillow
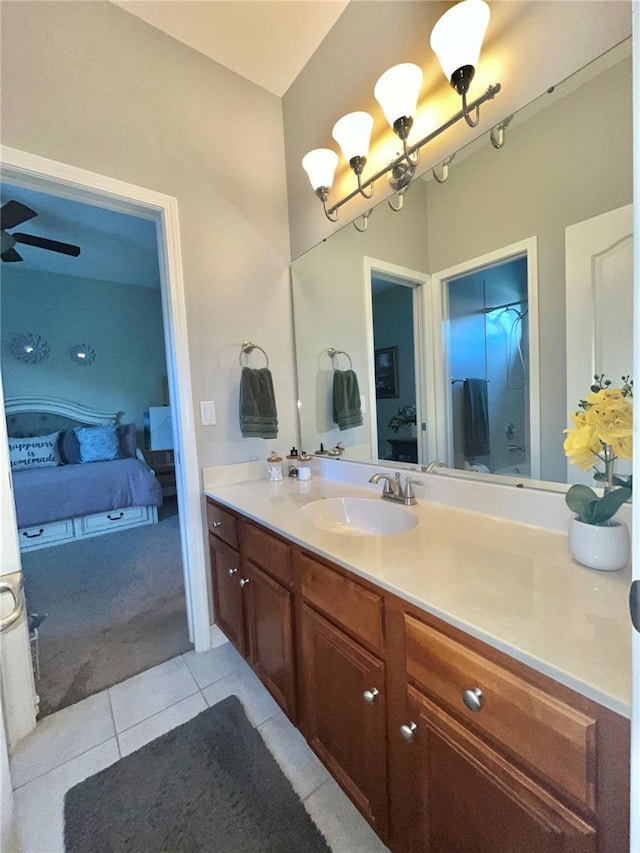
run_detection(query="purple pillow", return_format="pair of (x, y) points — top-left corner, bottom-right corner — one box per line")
(118, 423), (137, 458)
(59, 429), (81, 465)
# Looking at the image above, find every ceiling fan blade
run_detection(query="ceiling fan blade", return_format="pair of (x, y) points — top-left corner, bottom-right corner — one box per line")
(12, 232), (81, 257)
(0, 200), (37, 231)
(1, 247), (23, 262)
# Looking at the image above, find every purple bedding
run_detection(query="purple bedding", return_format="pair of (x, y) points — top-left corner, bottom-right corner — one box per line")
(13, 458), (163, 528)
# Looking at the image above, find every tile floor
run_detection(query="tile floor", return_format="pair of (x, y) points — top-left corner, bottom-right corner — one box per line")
(8, 626), (390, 853)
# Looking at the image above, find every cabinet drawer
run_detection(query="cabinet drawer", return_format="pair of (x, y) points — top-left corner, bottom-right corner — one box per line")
(19, 518), (74, 550)
(79, 504), (152, 534)
(241, 522), (292, 588)
(404, 614), (597, 810)
(206, 500), (239, 549)
(299, 553), (384, 653)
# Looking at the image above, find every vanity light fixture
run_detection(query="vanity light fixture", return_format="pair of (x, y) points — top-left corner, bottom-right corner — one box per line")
(331, 111), (375, 200)
(432, 153), (456, 184)
(374, 63), (423, 168)
(302, 0), (499, 228)
(302, 149), (340, 221)
(430, 0), (491, 128)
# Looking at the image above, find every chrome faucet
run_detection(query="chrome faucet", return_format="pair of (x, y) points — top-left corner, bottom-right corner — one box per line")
(369, 471), (424, 506)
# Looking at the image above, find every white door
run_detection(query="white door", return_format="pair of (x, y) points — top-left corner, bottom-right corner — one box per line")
(0, 368), (39, 846)
(565, 204), (633, 485)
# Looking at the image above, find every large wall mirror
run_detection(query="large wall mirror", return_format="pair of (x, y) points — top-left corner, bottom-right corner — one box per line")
(291, 38), (632, 491)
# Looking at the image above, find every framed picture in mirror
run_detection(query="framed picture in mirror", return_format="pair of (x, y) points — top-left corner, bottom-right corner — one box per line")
(375, 346), (399, 399)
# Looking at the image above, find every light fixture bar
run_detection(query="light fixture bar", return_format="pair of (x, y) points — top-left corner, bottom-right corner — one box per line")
(325, 83), (500, 218)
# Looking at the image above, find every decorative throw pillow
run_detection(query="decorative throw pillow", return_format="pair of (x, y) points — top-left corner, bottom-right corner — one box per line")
(74, 425), (121, 463)
(9, 432), (61, 471)
(59, 429), (82, 465)
(117, 423), (138, 459)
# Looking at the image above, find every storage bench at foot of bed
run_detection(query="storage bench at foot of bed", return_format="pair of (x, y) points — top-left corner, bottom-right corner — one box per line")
(18, 504), (159, 552)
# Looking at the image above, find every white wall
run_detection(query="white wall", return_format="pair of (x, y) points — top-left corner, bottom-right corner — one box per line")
(1, 268), (167, 432)
(0, 0), (296, 468)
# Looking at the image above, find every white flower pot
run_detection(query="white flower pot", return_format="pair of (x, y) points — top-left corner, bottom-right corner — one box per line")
(568, 517), (630, 572)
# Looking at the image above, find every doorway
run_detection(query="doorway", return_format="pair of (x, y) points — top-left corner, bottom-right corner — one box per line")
(1, 182), (193, 716)
(430, 237), (541, 480)
(0, 146), (209, 743)
(364, 257), (430, 466)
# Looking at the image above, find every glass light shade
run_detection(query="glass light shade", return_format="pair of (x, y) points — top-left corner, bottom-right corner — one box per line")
(430, 0), (490, 82)
(374, 63), (424, 128)
(331, 111), (374, 164)
(302, 148), (339, 191)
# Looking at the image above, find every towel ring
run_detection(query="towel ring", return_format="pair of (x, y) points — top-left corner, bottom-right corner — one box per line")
(327, 347), (353, 370)
(239, 341), (269, 368)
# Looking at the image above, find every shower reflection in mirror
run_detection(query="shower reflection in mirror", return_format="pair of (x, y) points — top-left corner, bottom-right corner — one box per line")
(445, 253), (534, 479)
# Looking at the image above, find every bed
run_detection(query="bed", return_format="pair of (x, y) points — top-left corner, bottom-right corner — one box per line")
(6, 397), (163, 552)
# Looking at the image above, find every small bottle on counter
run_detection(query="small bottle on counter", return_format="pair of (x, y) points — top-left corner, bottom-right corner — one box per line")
(266, 451), (283, 482)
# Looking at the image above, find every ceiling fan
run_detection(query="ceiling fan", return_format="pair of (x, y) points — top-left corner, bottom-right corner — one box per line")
(1, 200), (81, 263)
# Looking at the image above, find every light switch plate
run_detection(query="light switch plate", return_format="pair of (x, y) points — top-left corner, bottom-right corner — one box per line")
(360, 395), (367, 414)
(200, 400), (216, 425)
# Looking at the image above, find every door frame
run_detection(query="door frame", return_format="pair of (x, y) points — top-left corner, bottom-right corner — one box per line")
(429, 237), (541, 479)
(0, 146), (211, 716)
(363, 257), (430, 465)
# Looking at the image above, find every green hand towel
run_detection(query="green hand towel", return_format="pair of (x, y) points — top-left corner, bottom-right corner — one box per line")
(332, 369), (363, 431)
(240, 367), (278, 438)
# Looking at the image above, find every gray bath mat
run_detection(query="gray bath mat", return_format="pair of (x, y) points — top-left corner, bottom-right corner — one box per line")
(64, 695), (331, 852)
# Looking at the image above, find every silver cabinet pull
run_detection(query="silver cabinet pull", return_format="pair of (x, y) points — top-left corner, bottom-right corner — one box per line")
(211, 521), (222, 529)
(239, 578), (250, 588)
(228, 567), (238, 576)
(462, 687), (484, 712)
(400, 722), (417, 743)
(363, 687), (379, 705)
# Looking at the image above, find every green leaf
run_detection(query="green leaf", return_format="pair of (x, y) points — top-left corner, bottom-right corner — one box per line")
(590, 488), (632, 525)
(565, 485), (599, 524)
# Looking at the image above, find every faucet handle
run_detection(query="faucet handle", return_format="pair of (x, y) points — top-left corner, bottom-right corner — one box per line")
(404, 476), (424, 499)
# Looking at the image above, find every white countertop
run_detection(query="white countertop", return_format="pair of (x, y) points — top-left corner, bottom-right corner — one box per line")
(204, 476), (632, 718)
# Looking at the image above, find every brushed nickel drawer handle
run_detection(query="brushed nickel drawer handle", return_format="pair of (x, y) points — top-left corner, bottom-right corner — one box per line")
(400, 722), (417, 743)
(239, 578), (250, 588)
(462, 688), (484, 713)
(228, 568), (238, 576)
(211, 520), (222, 529)
(363, 687), (379, 705)
(107, 512), (124, 521)
(23, 528), (44, 539)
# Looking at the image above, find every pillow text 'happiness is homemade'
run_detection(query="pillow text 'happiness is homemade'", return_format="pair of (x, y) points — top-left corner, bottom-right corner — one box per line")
(9, 432), (62, 471)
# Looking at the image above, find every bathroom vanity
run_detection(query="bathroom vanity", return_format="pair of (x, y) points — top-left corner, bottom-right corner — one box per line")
(205, 477), (630, 852)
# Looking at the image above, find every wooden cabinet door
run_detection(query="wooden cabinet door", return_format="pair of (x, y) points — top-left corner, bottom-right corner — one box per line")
(402, 684), (596, 853)
(209, 536), (246, 655)
(245, 560), (296, 720)
(301, 604), (388, 836)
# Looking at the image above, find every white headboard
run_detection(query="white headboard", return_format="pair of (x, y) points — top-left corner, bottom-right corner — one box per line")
(5, 397), (122, 436)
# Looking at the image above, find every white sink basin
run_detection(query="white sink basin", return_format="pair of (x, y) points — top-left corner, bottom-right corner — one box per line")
(300, 497), (418, 537)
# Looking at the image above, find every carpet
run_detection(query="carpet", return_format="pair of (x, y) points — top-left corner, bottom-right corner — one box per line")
(64, 695), (331, 853)
(21, 502), (192, 718)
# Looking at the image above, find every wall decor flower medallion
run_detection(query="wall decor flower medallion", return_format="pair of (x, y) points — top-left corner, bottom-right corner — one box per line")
(69, 344), (96, 366)
(9, 333), (50, 364)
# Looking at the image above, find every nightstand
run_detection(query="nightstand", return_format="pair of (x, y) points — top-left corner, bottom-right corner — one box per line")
(144, 449), (176, 496)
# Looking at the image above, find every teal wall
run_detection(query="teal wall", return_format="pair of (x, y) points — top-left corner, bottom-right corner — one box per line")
(1, 267), (167, 434)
